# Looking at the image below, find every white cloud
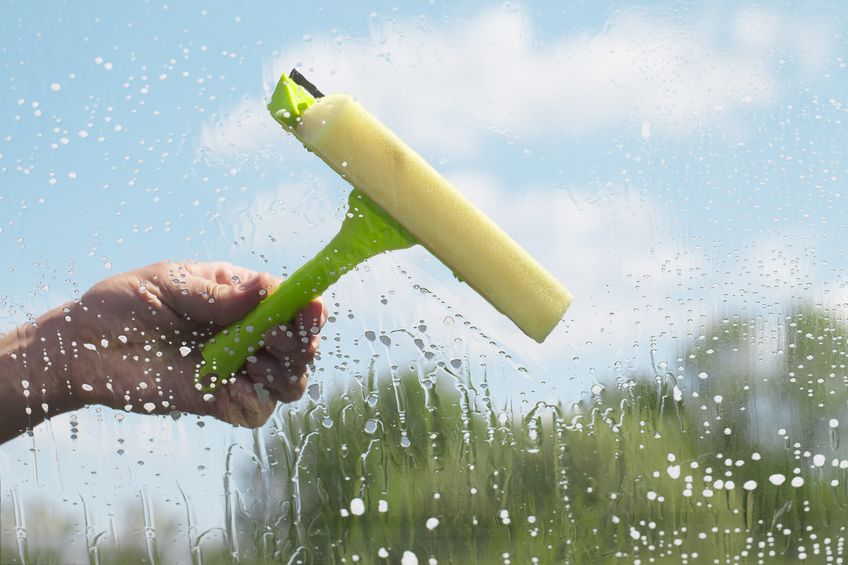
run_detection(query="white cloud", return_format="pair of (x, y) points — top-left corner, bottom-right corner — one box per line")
(430, 171), (707, 364)
(732, 9), (782, 51)
(744, 235), (815, 299)
(225, 173), (341, 261)
(226, 163), (707, 371)
(198, 96), (290, 164)
(195, 6), (833, 160)
(274, 6), (780, 147)
(732, 8), (836, 74)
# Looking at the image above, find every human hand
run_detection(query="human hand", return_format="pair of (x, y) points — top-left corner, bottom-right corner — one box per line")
(65, 261), (325, 427)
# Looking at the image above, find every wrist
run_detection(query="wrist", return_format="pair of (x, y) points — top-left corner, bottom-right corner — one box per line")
(0, 325), (33, 416)
(18, 302), (85, 416)
(0, 303), (82, 442)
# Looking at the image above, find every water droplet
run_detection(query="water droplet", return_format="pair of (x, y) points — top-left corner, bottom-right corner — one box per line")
(364, 419), (378, 434)
(768, 473), (786, 486)
(350, 498), (365, 516)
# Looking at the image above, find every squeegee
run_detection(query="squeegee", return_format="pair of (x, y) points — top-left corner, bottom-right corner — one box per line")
(196, 70), (572, 389)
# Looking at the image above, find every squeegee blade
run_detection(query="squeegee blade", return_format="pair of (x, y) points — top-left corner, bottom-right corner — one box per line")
(289, 68), (324, 98)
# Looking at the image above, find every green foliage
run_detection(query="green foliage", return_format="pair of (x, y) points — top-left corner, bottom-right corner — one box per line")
(226, 358), (846, 563)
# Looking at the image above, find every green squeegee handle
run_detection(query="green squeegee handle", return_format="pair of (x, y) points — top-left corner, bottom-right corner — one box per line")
(195, 73), (415, 389)
(196, 190), (415, 388)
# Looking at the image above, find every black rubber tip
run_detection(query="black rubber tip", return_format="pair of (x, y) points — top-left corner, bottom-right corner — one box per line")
(289, 69), (324, 99)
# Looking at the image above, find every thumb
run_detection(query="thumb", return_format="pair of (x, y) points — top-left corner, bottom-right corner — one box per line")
(162, 272), (277, 327)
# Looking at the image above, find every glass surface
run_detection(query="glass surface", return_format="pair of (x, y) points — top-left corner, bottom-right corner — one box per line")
(1, 1), (847, 563)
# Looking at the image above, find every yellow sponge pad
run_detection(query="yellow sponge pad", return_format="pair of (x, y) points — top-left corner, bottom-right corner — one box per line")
(297, 95), (572, 342)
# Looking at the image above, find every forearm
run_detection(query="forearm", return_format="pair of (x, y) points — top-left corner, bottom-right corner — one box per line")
(0, 305), (83, 444)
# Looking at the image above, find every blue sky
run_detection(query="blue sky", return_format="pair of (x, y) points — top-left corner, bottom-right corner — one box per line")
(2, 0), (848, 558)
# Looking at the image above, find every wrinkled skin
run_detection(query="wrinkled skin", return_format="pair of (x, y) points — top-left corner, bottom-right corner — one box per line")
(62, 261), (325, 427)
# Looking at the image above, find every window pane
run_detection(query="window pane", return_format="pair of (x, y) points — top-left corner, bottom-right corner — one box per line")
(1, 2), (845, 562)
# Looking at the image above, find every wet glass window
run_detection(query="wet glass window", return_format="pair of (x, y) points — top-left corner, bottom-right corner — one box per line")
(1, 2), (846, 563)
